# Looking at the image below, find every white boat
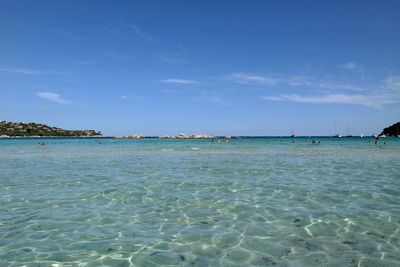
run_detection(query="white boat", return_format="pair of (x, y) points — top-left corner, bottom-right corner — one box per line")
(333, 123), (342, 137)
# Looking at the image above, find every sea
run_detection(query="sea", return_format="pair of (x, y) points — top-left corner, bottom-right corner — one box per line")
(0, 137), (399, 266)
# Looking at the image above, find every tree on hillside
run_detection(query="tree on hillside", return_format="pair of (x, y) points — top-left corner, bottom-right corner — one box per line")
(381, 122), (400, 136)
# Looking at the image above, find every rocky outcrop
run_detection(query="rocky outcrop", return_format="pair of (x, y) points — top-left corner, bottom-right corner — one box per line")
(159, 133), (215, 139)
(175, 133), (187, 139)
(115, 134), (144, 139)
(159, 135), (174, 139)
(381, 122), (400, 137)
(190, 134), (215, 139)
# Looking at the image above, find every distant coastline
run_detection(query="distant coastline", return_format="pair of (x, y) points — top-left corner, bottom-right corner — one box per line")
(1, 136), (399, 140)
(1, 120), (399, 138)
(0, 136), (111, 139)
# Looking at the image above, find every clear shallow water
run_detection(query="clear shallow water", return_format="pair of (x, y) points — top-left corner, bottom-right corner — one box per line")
(0, 137), (399, 267)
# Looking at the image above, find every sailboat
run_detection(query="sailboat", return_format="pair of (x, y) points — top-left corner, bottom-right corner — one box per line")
(290, 128), (296, 138)
(333, 123), (342, 138)
(346, 125), (352, 137)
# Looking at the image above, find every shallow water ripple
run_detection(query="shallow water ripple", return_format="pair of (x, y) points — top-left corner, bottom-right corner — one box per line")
(0, 138), (399, 266)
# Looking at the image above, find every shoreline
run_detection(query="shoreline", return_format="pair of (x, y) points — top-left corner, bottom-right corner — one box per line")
(0, 135), (398, 139)
(0, 136), (112, 139)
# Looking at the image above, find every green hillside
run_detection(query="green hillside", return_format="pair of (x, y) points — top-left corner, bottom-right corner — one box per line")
(0, 121), (102, 137)
(381, 122), (400, 137)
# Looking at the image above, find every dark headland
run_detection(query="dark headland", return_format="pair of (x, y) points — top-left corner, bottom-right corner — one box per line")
(381, 122), (400, 137)
(0, 121), (103, 137)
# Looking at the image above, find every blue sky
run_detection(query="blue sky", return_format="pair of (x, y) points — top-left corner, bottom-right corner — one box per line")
(1, 0), (399, 136)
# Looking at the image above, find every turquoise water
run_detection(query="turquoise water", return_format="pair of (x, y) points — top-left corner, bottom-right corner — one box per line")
(1, 137), (399, 266)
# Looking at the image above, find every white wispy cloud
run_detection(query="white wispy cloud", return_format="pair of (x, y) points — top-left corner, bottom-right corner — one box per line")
(53, 29), (85, 41)
(262, 93), (394, 109)
(227, 70), (399, 109)
(121, 96), (128, 100)
(228, 73), (366, 91)
(339, 62), (359, 71)
(0, 68), (65, 75)
(36, 92), (71, 105)
(160, 79), (197, 84)
(229, 73), (278, 85)
(103, 25), (121, 36)
(194, 90), (230, 106)
(205, 95), (230, 106)
(157, 54), (187, 64)
(287, 78), (366, 91)
(259, 72), (400, 109)
(262, 96), (285, 101)
(105, 50), (127, 62)
(316, 82), (365, 91)
(383, 75), (400, 92)
(129, 24), (152, 41)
